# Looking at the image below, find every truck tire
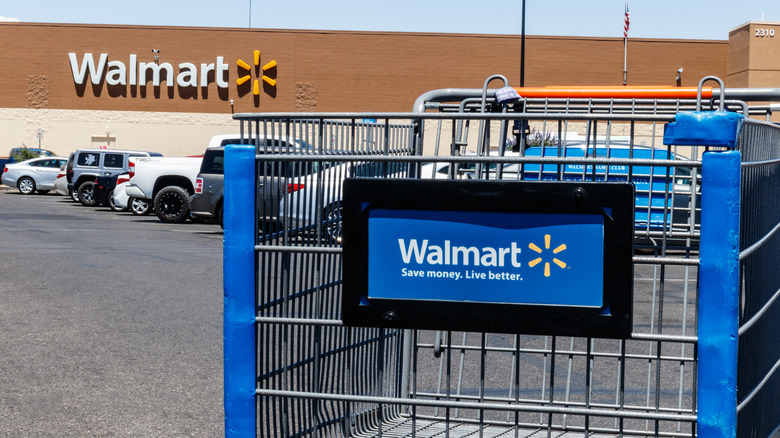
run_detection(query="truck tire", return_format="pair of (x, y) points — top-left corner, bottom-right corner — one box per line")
(78, 181), (98, 206)
(154, 186), (191, 223)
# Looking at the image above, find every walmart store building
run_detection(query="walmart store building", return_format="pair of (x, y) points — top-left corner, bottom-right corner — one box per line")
(0, 21), (777, 156)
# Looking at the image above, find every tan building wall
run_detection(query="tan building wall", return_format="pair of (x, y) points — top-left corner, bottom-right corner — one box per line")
(728, 22), (780, 88)
(0, 22), (734, 156)
(0, 109), (237, 157)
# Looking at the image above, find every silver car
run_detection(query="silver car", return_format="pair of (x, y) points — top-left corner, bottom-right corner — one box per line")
(2, 156), (69, 194)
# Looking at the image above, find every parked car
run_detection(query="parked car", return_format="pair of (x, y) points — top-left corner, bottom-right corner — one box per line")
(2, 156), (69, 194)
(122, 134), (243, 223)
(124, 156), (203, 223)
(102, 175), (150, 215)
(92, 173), (132, 211)
(110, 177), (131, 212)
(67, 148), (163, 206)
(190, 139), (317, 230)
(54, 157), (71, 196)
(190, 147), (226, 227)
(0, 147), (58, 171)
(279, 161), (456, 243)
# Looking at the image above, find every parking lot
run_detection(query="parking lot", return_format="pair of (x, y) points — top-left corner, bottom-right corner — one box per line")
(0, 186), (225, 436)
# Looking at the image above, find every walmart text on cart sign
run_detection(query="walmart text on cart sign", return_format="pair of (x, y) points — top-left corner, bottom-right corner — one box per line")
(398, 239), (524, 268)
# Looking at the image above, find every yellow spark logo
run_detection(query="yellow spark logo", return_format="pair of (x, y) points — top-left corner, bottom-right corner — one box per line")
(528, 234), (567, 277)
(236, 50), (277, 96)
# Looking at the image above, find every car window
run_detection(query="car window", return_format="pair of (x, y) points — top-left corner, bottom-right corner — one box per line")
(674, 166), (692, 185)
(259, 139), (288, 148)
(200, 150), (224, 174)
(257, 160), (335, 178)
(77, 152), (100, 167)
(257, 161), (282, 177)
(349, 162), (408, 177)
(29, 159), (57, 168)
(104, 153), (124, 169)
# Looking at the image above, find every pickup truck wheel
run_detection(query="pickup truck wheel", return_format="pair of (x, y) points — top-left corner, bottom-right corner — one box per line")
(129, 197), (152, 216)
(154, 186), (191, 223)
(17, 177), (36, 195)
(78, 181), (98, 206)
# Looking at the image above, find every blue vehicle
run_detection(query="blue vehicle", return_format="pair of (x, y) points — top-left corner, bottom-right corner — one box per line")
(490, 143), (700, 246)
(0, 148), (57, 171)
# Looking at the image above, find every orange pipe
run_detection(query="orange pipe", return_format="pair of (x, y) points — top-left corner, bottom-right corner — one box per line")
(512, 86), (713, 100)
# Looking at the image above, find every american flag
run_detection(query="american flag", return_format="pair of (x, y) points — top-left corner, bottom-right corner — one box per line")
(624, 3), (630, 38)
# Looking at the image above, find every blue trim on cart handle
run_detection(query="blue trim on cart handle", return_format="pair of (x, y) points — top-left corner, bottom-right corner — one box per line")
(223, 144), (257, 437)
(697, 150), (740, 438)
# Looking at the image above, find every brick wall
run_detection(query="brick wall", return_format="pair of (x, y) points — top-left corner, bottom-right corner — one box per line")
(0, 23), (728, 114)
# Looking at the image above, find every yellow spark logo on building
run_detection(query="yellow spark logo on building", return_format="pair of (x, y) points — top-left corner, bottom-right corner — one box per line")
(528, 234), (567, 277)
(236, 50), (277, 95)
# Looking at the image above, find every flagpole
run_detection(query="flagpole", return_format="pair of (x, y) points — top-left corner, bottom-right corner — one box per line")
(623, 37), (627, 85)
(623, 2), (629, 85)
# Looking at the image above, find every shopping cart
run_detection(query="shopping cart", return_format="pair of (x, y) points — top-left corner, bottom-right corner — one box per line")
(223, 75), (780, 437)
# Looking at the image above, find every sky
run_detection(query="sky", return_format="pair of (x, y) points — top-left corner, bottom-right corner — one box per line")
(1, 0), (779, 41)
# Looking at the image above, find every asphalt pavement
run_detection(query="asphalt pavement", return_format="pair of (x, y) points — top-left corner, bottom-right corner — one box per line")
(0, 184), (703, 436)
(0, 186), (225, 437)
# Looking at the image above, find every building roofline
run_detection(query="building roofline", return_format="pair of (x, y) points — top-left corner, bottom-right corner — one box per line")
(729, 20), (780, 34)
(0, 21), (726, 44)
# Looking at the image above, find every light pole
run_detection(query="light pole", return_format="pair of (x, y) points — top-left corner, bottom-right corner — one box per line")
(521, 0), (526, 87)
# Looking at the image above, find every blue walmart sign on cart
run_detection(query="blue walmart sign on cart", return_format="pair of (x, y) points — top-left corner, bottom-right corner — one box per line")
(368, 210), (604, 307)
(342, 179), (635, 338)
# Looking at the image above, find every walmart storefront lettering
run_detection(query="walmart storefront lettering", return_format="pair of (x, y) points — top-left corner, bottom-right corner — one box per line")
(68, 53), (230, 88)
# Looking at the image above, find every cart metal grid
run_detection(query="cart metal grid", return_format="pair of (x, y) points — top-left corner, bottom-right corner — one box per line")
(733, 118), (780, 438)
(222, 78), (780, 438)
